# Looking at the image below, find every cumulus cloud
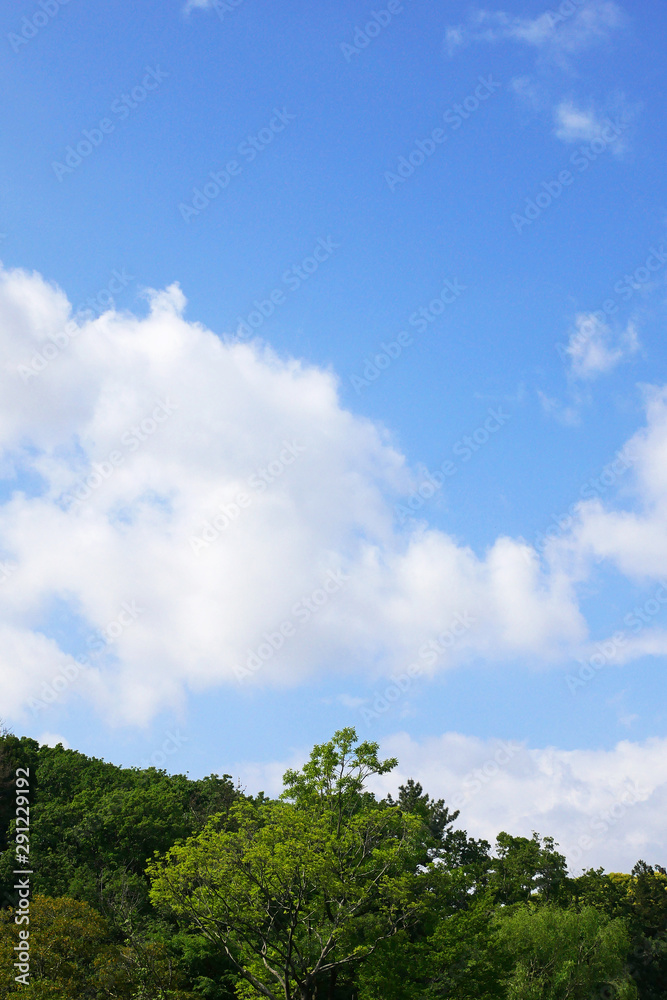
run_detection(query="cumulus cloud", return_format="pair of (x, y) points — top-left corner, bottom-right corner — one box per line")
(565, 313), (640, 379)
(233, 730), (667, 873)
(0, 265), (665, 728)
(0, 265), (589, 726)
(445, 1), (625, 59)
(545, 387), (667, 586)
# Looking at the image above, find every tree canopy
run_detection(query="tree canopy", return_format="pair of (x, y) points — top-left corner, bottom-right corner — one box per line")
(0, 727), (664, 999)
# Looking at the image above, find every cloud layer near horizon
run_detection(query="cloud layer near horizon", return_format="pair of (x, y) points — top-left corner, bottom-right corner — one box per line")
(0, 266), (666, 725)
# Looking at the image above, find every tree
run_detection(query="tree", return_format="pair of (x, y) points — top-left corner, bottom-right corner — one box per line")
(493, 903), (637, 999)
(0, 894), (201, 998)
(489, 832), (569, 904)
(384, 779), (460, 862)
(0, 894), (119, 997)
(357, 884), (504, 1000)
(0, 736), (241, 917)
(568, 862), (667, 998)
(149, 729), (432, 1000)
(622, 862), (667, 1000)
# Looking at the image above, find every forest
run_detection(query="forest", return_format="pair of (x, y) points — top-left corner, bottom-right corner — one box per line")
(0, 726), (665, 999)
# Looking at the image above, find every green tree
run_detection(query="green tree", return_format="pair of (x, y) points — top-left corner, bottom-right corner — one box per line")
(0, 894), (202, 998)
(494, 903), (637, 999)
(357, 883), (504, 1000)
(383, 779), (461, 862)
(620, 862), (667, 1000)
(0, 735), (240, 919)
(149, 729), (432, 1000)
(489, 832), (569, 904)
(567, 862), (667, 998)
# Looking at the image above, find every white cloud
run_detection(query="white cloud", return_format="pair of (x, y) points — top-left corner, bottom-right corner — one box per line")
(234, 730), (667, 874)
(510, 75), (543, 109)
(371, 731), (667, 873)
(554, 100), (608, 142)
(183, 0), (217, 13)
(445, 1), (625, 59)
(544, 386), (667, 585)
(37, 732), (70, 749)
(183, 0), (244, 14)
(0, 265), (664, 728)
(552, 96), (637, 151)
(337, 694), (366, 709)
(0, 266), (589, 726)
(537, 388), (584, 427)
(446, 6), (635, 152)
(565, 313), (639, 380)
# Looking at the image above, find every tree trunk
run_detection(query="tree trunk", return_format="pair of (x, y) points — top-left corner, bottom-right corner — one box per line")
(328, 968), (338, 1000)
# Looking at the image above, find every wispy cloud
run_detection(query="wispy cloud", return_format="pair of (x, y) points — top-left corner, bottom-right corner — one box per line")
(183, 0), (215, 12)
(446, 4), (634, 152)
(554, 100), (608, 142)
(553, 96), (637, 151)
(537, 389), (584, 427)
(446, 1), (625, 60)
(541, 313), (640, 423)
(565, 313), (639, 380)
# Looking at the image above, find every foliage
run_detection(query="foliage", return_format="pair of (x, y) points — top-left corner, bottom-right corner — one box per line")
(0, 728), (664, 999)
(0, 735), (240, 917)
(149, 730), (429, 1000)
(493, 903), (637, 999)
(0, 892), (201, 997)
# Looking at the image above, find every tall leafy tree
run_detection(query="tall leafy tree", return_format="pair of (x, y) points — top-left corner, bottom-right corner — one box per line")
(149, 729), (434, 1000)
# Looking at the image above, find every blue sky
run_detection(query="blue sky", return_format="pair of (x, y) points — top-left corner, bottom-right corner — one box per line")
(1, 0), (667, 870)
